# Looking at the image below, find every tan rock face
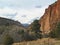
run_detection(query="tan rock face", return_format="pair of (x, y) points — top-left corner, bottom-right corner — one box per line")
(39, 0), (60, 33)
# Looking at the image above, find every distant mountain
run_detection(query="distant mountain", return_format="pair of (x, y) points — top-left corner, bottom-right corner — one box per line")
(22, 24), (29, 28)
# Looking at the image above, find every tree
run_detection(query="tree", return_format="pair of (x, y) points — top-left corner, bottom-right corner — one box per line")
(3, 34), (14, 45)
(55, 22), (60, 38)
(31, 20), (42, 39)
(49, 22), (60, 39)
(17, 29), (24, 35)
(31, 20), (41, 33)
(49, 30), (56, 38)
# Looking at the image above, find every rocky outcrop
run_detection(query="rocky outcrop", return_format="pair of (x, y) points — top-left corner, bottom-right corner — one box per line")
(39, 0), (60, 33)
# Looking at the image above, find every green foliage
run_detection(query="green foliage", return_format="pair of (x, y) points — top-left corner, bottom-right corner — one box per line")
(0, 26), (7, 34)
(3, 34), (14, 45)
(55, 22), (60, 38)
(16, 20), (42, 41)
(31, 20), (41, 33)
(5, 23), (10, 26)
(30, 19), (42, 39)
(0, 27), (4, 34)
(49, 30), (56, 38)
(0, 26), (11, 34)
(49, 22), (60, 39)
(17, 29), (24, 35)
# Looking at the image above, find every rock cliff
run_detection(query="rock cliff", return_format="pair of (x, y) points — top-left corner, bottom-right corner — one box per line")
(39, 0), (60, 33)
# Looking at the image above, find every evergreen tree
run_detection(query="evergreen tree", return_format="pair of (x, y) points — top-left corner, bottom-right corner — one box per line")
(31, 20), (41, 33)
(31, 20), (42, 39)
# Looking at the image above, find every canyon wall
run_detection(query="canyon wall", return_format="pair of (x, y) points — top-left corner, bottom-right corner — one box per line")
(39, 0), (60, 33)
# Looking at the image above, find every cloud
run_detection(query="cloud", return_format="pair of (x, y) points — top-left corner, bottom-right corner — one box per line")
(0, 7), (16, 19)
(35, 5), (42, 8)
(13, 6), (48, 24)
(0, 0), (56, 24)
(21, 15), (27, 18)
(0, 6), (48, 24)
(0, 0), (56, 8)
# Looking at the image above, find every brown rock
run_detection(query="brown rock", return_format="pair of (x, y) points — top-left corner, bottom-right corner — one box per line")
(39, 0), (60, 34)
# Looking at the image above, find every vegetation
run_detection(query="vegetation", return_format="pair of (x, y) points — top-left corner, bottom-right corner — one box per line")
(29, 20), (42, 40)
(3, 34), (14, 45)
(49, 22), (60, 39)
(0, 26), (5, 34)
(49, 30), (56, 38)
(31, 20), (41, 33)
(16, 20), (42, 41)
(0, 19), (42, 44)
(17, 29), (24, 35)
(13, 38), (60, 45)
(0, 26), (9, 34)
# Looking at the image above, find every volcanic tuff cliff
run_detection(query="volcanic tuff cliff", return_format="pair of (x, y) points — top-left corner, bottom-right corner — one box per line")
(39, 0), (60, 33)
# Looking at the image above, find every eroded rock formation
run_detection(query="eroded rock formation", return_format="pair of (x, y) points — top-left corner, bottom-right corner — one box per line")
(39, 0), (60, 33)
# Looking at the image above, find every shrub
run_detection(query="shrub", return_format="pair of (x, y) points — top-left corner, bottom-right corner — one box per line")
(31, 20), (41, 33)
(3, 34), (14, 45)
(49, 30), (56, 38)
(30, 20), (42, 39)
(49, 22), (60, 39)
(17, 29), (24, 35)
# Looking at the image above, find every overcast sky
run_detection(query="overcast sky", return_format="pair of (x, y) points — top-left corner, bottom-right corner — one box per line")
(0, 0), (57, 24)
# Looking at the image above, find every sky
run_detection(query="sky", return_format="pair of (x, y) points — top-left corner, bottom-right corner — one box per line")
(0, 0), (57, 24)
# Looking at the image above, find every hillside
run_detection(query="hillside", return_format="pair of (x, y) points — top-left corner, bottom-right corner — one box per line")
(1, 0), (60, 45)
(0, 17), (22, 26)
(0, 17), (26, 44)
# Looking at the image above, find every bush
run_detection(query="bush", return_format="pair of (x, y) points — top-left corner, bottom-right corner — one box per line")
(49, 30), (56, 38)
(31, 20), (42, 39)
(17, 29), (24, 35)
(3, 34), (14, 45)
(31, 20), (41, 33)
(16, 20), (42, 41)
(49, 22), (60, 39)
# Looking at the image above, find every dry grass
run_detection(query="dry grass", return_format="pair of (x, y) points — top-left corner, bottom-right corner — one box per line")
(12, 38), (60, 45)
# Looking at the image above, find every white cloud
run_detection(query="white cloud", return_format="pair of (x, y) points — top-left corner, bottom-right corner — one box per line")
(0, 7), (16, 18)
(0, 6), (48, 24)
(13, 6), (48, 24)
(0, 0), (56, 24)
(0, 0), (56, 8)
(0, 7), (16, 14)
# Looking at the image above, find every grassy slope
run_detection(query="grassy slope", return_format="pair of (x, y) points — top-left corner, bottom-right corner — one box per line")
(12, 38), (60, 45)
